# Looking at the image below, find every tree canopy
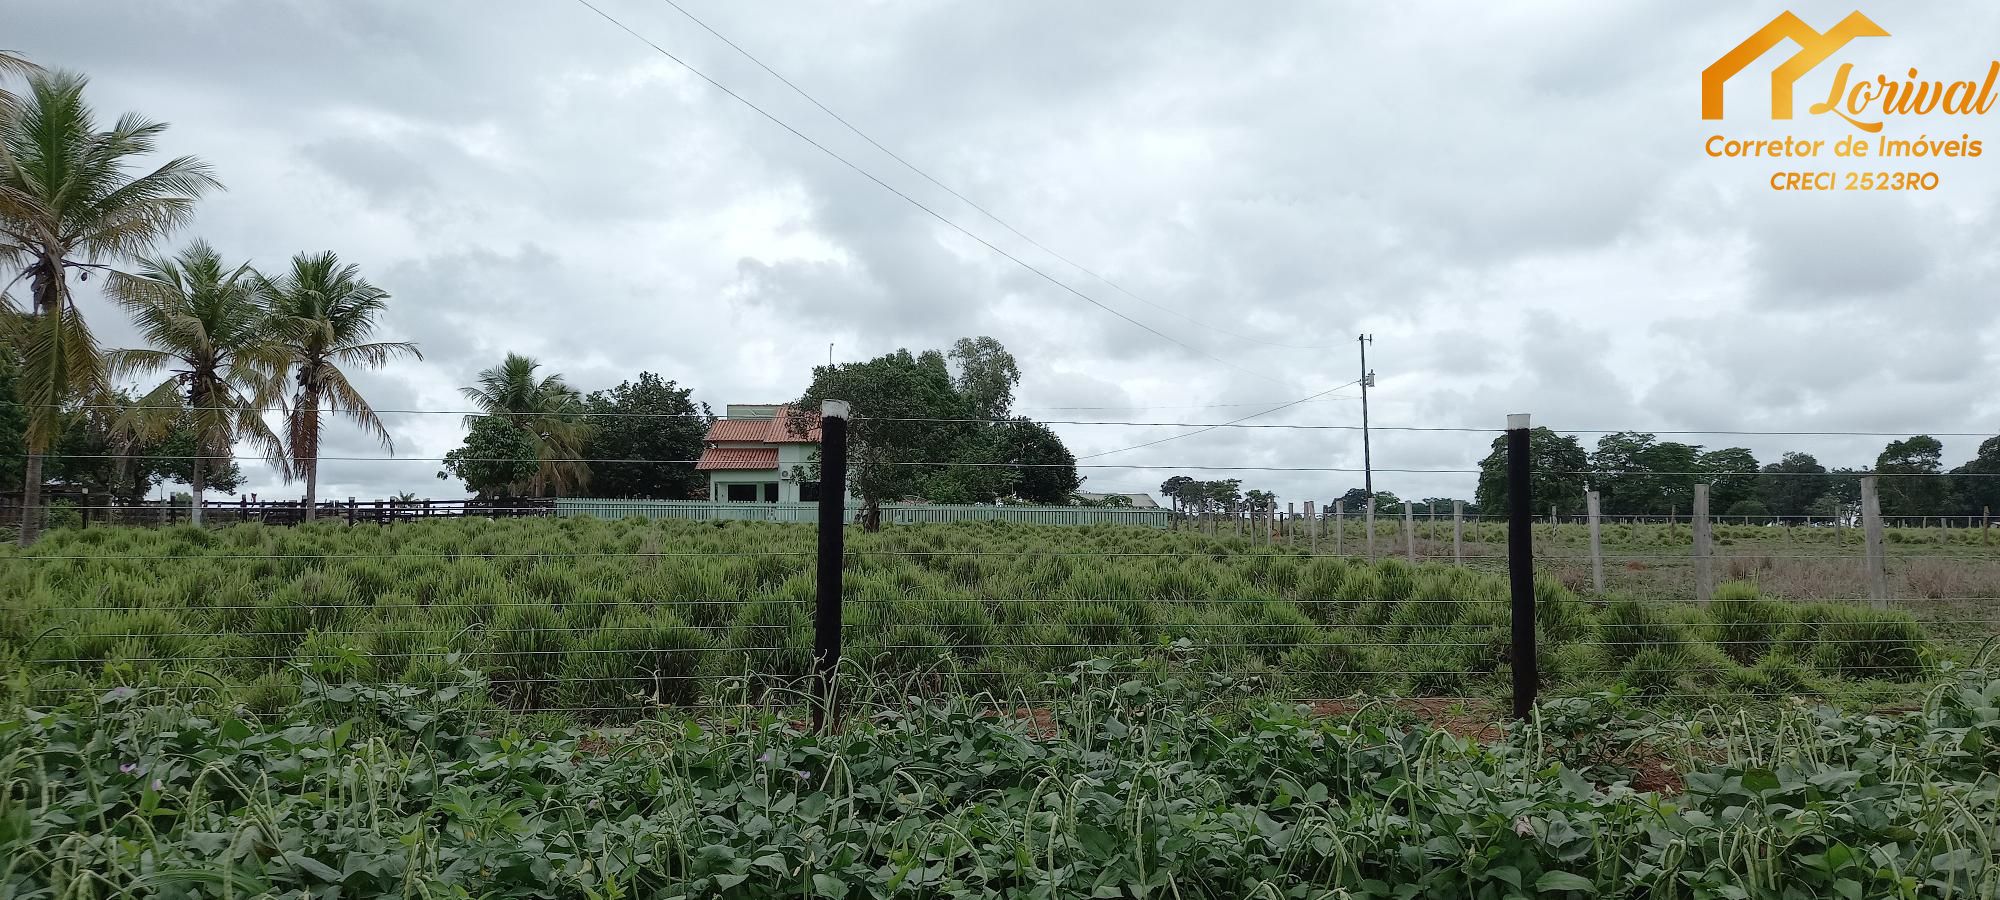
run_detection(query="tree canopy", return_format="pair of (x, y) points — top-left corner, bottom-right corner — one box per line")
(579, 373), (710, 500)
(794, 337), (1078, 525)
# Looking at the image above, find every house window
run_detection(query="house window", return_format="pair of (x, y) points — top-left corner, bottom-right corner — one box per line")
(798, 482), (821, 502)
(762, 483), (779, 502)
(726, 483), (758, 502)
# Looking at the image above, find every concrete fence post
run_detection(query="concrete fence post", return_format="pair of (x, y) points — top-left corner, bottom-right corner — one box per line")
(1692, 484), (1712, 607)
(1365, 501), (1376, 561)
(1586, 490), (1604, 596)
(1861, 476), (1887, 608)
(1404, 501), (1416, 563)
(1453, 500), (1464, 565)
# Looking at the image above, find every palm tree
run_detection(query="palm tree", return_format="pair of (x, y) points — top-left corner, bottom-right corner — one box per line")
(461, 353), (589, 496)
(0, 51), (40, 107)
(105, 241), (281, 526)
(263, 252), (420, 521)
(0, 71), (220, 543)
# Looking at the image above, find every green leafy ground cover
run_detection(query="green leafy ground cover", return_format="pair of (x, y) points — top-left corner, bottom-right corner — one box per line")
(4, 661), (1999, 899)
(0, 518), (1934, 718)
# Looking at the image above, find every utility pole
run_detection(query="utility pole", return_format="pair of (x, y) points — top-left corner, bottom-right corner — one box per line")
(1358, 334), (1375, 501)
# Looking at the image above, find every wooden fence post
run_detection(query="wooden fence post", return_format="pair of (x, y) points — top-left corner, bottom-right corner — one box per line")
(1334, 500), (1345, 556)
(1692, 484), (1712, 606)
(1453, 500), (1464, 565)
(1861, 476), (1887, 608)
(1304, 501), (1316, 554)
(1586, 490), (1604, 596)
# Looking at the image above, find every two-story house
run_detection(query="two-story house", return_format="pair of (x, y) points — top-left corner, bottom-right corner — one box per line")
(696, 404), (835, 502)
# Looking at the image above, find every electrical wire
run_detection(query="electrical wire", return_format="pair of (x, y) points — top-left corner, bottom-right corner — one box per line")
(566, 0), (1300, 387)
(649, 0), (1341, 352)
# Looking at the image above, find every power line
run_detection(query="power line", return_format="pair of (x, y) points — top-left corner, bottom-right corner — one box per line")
(1077, 379), (1363, 460)
(649, 0), (1338, 352)
(37, 403), (1491, 431)
(567, 0), (1292, 386)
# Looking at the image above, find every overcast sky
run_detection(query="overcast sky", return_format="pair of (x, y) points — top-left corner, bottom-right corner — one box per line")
(11, 1), (2000, 506)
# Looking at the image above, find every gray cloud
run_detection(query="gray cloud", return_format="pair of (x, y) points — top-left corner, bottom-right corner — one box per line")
(14, 0), (2000, 508)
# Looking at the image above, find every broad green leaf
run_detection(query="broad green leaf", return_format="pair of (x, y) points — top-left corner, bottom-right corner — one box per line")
(1533, 871), (1596, 894)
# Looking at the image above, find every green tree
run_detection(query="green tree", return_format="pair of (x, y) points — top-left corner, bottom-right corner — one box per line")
(1244, 489), (1277, 516)
(1203, 479), (1243, 513)
(1875, 435), (1945, 517)
(989, 418), (1077, 504)
(1159, 475), (1198, 518)
(263, 251), (420, 521)
(0, 71), (220, 543)
(1701, 447), (1760, 512)
(1475, 427), (1588, 516)
(461, 354), (589, 497)
(947, 336), (1019, 420)
(796, 348), (970, 529)
(1757, 451), (1829, 517)
(1723, 499), (1772, 519)
(0, 344), (24, 491)
(580, 372), (709, 500)
(439, 416), (540, 498)
(47, 392), (243, 504)
(105, 242), (280, 525)
(1645, 441), (1705, 516)
(1820, 467), (1865, 519)
(0, 51), (40, 107)
(1588, 431), (1660, 515)
(1948, 437), (2000, 517)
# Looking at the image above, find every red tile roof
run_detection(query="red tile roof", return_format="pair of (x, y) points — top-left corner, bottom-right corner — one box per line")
(695, 447), (778, 471)
(704, 419), (773, 443)
(767, 406), (821, 443)
(702, 406), (822, 445)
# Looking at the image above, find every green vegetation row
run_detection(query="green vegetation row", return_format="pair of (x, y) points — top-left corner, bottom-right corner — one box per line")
(6, 659), (2000, 898)
(0, 519), (1930, 718)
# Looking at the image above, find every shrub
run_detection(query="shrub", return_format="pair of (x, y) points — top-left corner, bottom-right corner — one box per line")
(555, 612), (708, 716)
(1335, 570), (1388, 628)
(1389, 575), (1465, 637)
(44, 500), (81, 531)
(1597, 600), (1687, 663)
(1619, 646), (1688, 698)
(728, 599), (813, 686)
(1814, 607), (1927, 681)
(1708, 582), (1786, 664)
(1373, 559), (1416, 604)
(1534, 575), (1588, 645)
(487, 603), (570, 709)
(1279, 631), (1384, 696)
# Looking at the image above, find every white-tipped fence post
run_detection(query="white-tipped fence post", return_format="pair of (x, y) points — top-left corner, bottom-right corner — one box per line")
(1587, 490), (1604, 596)
(1692, 484), (1712, 606)
(1453, 500), (1464, 565)
(1861, 476), (1887, 608)
(1334, 500), (1345, 556)
(812, 399), (850, 732)
(1365, 501), (1376, 560)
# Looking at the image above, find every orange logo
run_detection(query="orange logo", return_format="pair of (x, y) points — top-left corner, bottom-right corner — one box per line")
(1703, 11), (1888, 121)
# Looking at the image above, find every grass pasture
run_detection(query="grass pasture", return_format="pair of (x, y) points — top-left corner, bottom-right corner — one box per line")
(0, 517), (1938, 719)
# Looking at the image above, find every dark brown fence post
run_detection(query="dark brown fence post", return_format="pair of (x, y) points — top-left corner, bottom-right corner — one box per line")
(1506, 413), (1537, 720)
(812, 399), (850, 733)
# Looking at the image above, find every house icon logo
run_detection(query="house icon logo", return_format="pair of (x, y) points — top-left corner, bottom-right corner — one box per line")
(1702, 11), (1888, 121)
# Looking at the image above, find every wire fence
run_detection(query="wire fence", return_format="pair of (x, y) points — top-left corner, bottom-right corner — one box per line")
(0, 409), (1987, 728)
